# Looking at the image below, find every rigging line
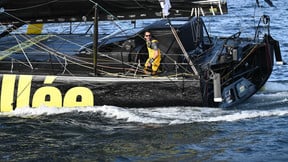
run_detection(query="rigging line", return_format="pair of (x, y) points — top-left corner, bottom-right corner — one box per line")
(134, 60), (141, 77)
(3, 12), (27, 25)
(61, 56), (68, 74)
(9, 41), (127, 85)
(2, 2), (192, 81)
(4, 20), (188, 81)
(88, 0), (116, 19)
(3, 56), (34, 69)
(161, 52), (194, 74)
(97, 51), (146, 72)
(35, 49), (116, 73)
(18, 34), (94, 70)
(55, 21), (93, 35)
(51, 34), (94, 55)
(4, 4), (135, 67)
(137, 29), (193, 74)
(4, 0), (100, 58)
(4, 0), (59, 12)
(18, 35), (193, 84)
(133, 0), (146, 9)
(18, 34), (138, 75)
(47, 49), (75, 75)
(47, 35), (92, 61)
(19, 34), (93, 66)
(132, 39), (197, 85)
(3, 35), (79, 73)
(133, 45), (192, 77)
(24, 30), (141, 73)
(69, 21), (89, 34)
(222, 45), (259, 80)
(88, 0), (132, 36)
(74, 62), (168, 86)
(12, 34), (33, 70)
(168, 21), (199, 76)
(35, 25), (94, 53)
(34, 35), (141, 72)
(3, 11), (94, 53)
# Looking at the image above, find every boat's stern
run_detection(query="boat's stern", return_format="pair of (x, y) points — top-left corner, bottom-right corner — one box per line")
(205, 19), (283, 108)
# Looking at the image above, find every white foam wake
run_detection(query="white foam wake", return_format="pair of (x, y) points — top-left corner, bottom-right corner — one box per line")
(1, 105), (288, 125)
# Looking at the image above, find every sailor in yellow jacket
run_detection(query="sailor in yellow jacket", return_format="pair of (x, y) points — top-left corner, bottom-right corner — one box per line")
(144, 31), (161, 75)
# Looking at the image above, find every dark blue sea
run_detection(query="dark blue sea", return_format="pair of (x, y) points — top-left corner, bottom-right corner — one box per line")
(1, 0), (288, 161)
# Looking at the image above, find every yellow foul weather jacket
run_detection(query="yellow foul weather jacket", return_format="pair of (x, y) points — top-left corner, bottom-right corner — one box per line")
(145, 39), (161, 72)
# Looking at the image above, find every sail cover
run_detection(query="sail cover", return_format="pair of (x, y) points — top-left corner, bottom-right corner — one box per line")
(0, 0), (227, 24)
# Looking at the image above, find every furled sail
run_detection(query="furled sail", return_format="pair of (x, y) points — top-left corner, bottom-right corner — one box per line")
(0, 0), (227, 24)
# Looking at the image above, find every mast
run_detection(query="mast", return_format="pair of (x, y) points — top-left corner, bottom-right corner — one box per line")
(93, 4), (98, 76)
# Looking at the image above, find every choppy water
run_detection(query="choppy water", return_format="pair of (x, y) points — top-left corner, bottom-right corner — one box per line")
(1, 0), (288, 161)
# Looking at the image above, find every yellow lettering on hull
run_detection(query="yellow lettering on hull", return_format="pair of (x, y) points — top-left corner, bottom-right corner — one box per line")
(32, 86), (62, 108)
(44, 76), (56, 84)
(1, 74), (16, 112)
(64, 87), (94, 107)
(17, 75), (32, 108)
(0, 74), (96, 112)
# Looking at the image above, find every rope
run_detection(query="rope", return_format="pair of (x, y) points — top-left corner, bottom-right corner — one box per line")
(0, 1), (199, 96)
(1, 1), (200, 83)
(4, 0), (59, 12)
(18, 34), (94, 70)
(169, 21), (199, 76)
(222, 45), (259, 80)
(1, 2), (160, 75)
(88, 0), (131, 37)
(19, 34), (149, 75)
(12, 35), (33, 70)
(60, 56), (66, 74)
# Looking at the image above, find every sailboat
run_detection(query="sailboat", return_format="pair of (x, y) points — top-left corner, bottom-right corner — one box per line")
(0, 0), (283, 112)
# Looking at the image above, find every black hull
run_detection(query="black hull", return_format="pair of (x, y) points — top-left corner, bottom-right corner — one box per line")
(205, 35), (279, 108)
(0, 17), (282, 112)
(0, 74), (202, 112)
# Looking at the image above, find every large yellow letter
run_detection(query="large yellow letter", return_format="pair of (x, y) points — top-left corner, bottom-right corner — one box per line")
(17, 75), (32, 108)
(0, 74), (16, 112)
(63, 87), (94, 107)
(32, 86), (62, 108)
